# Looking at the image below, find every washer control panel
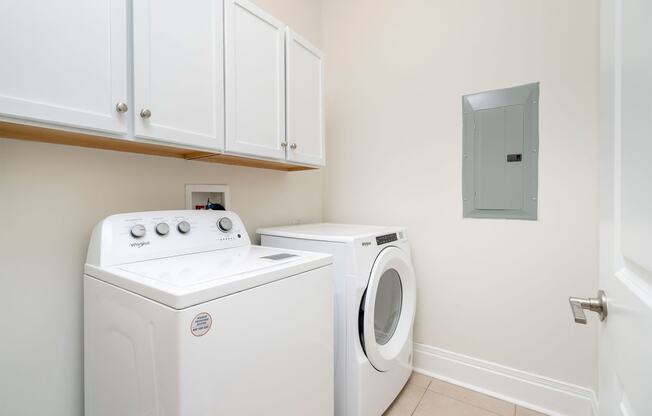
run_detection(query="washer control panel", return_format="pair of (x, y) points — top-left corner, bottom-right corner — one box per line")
(87, 210), (250, 267)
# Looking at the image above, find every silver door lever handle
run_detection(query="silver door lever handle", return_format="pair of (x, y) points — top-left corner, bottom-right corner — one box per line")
(569, 290), (608, 324)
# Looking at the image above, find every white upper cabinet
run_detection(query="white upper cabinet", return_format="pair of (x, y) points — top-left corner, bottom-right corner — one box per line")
(0, 0), (325, 169)
(224, 0), (286, 160)
(285, 29), (325, 166)
(0, 0), (129, 135)
(132, 0), (224, 150)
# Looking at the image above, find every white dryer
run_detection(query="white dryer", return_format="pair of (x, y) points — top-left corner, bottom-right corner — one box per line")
(84, 210), (334, 416)
(258, 224), (417, 416)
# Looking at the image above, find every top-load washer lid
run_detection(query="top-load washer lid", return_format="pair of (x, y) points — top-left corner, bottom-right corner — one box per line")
(85, 245), (331, 309)
(257, 223), (405, 243)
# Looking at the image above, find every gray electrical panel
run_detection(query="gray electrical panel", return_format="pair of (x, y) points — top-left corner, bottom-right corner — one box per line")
(462, 83), (539, 220)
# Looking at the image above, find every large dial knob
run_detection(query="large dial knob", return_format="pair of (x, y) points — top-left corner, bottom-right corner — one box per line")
(155, 222), (170, 236)
(217, 217), (233, 232)
(130, 224), (146, 238)
(177, 221), (191, 234)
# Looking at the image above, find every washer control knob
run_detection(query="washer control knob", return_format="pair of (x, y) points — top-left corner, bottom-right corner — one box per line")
(155, 222), (170, 236)
(130, 224), (146, 238)
(217, 217), (233, 232)
(177, 221), (191, 234)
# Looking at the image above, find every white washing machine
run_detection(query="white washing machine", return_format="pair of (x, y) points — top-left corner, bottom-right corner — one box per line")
(84, 210), (334, 416)
(258, 224), (416, 416)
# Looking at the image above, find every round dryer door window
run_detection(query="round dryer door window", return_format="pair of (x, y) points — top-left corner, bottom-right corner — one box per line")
(360, 246), (416, 372)
(374, 269), (403, 345)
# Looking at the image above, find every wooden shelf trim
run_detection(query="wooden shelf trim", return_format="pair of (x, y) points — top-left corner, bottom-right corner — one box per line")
(0, 121), (314, 172)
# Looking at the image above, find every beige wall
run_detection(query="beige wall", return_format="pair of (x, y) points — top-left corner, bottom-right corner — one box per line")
(0, 2), (323, 415)
(321, 0), (599, 390)
(257, 0), (322, 46)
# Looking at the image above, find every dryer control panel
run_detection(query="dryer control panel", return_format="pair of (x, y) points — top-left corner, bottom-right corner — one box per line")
(375, 233), (398, 246)
(86, 210), (250, 267)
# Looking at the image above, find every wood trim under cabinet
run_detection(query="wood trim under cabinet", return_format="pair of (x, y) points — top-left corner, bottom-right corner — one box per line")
(0, 121), (314, 172)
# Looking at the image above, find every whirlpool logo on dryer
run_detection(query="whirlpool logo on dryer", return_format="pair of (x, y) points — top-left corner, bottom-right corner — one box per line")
(130, 241), (151, 248)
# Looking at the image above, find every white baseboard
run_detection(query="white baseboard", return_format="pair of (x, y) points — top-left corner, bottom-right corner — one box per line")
(413, 343), (598, 416)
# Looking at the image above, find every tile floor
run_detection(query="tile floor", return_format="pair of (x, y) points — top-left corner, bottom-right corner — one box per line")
(383, 372), (547, 416)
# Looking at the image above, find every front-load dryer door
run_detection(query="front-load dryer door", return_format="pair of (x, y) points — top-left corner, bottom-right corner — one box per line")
(360, 246), (416, 372)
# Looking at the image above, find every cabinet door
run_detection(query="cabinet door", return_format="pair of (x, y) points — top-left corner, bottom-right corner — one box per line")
(0, 0), (128, 134)
(285, 29), (325, 166)
(133, 0), (224, 150)
(224, 0), (286, 160)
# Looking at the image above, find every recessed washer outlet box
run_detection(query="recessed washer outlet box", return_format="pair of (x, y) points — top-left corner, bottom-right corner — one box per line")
(462, 82), (539, 220)
(185, 184), (230, 210)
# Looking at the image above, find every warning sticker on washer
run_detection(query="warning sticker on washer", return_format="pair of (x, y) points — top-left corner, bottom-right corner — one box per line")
(190, 312), (212, 337)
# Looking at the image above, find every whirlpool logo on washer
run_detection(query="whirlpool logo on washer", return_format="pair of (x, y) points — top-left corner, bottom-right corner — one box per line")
(191, 312), (212, 337)
(361, 241), (372, 247)
(130, 241), (150, 248)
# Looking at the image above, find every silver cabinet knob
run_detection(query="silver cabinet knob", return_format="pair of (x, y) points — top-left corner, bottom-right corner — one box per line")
(140, 109), (151, 119)
(569, 290), (608, 324)
(281, 141), (288, 147)
(290, 143), (297, 150)
(177, 221), (191, 234)
(116, 102), (129, 113)
(155, 222), (169, 236)
(130, 224), (146, 238)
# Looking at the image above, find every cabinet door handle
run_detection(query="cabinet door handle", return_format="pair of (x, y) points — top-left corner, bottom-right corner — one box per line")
(290, 143), (297, 150)
(115, 102), (128, 113)
(281, 141), (287, 147)
(140, 109), (151, 119)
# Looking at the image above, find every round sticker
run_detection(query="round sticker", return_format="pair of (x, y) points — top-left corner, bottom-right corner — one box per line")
(190, 312), (212, 337)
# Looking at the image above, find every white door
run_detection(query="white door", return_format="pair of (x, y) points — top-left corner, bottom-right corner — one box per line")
(360, 247), (416, 372)
(286, 29), (325, 166)
(0, 0), (128, 134)
(133, 0), (224, 150)
(597, 1), (652, 414)
(224, 0), (286, 160)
